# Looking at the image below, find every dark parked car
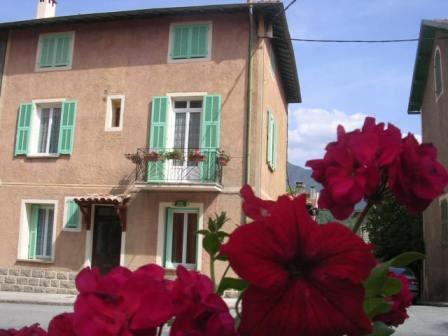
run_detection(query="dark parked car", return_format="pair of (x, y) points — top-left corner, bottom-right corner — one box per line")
(390, 267), (419, 302)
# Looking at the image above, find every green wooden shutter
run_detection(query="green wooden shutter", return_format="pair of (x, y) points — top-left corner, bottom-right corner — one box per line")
(39, 36), (56, 68)
(148, 97), (169, 182)
(267, 110), (274, 168)
(15, 103), (33, 155)
(66, 200), (80, 229)
(28, 205), (39, 260)
(435, 49), (443, 97)
(272, 119), (278, 171)
(171, 26), (190, 59)
(201, 95), (221, 182)
(164, 208), (175, 268)
(54, 35), (72, 67)
(191, 25), (209, 58)
(58, 100), (77, 155)
(442, 200), (448, 243)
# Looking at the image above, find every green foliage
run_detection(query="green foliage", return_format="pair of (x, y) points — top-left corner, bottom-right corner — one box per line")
(364, 196), (425, 261)
(367, 321), (395, 336)
(217, 277), (248, 295)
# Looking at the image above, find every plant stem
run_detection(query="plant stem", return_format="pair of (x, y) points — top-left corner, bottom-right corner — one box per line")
(235, 292), (243, 319)
(218, 263), (231, 289)
(210, 256), (216, 290)
(157, 325), (163, 336)
(352, 201), (373, 234)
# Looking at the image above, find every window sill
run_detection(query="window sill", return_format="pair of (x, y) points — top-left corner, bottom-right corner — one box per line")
(35, 65), (72, 72)
(16, 258), (55, 264)
(168, 57), (211, 64)
(26, 154), (60, 159)
(63, 228), (82, 233)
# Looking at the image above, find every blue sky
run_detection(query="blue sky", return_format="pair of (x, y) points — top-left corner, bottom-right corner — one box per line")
(2, 0), (447, 166)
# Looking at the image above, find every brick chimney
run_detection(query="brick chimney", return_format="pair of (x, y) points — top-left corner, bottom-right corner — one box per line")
(36, 0), (57, 19)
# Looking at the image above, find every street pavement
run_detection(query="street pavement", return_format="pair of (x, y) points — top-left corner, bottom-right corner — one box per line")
(0, 302), (447, 335)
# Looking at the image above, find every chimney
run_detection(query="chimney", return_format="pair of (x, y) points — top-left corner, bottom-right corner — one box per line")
(36, 0), (57, 19)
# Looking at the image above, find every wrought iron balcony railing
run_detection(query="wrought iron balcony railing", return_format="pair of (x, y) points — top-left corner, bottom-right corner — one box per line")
(126, 148), (223, 185)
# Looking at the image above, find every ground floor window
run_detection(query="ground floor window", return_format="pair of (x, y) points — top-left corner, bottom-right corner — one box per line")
(22, 203), (56, 260)
(164, 208), (198, 269)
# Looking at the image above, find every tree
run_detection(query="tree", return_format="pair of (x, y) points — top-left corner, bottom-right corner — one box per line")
(363, 196), (425, 276)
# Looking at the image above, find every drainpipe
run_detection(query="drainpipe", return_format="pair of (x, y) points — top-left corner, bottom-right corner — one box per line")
(245, 1), (254, 188)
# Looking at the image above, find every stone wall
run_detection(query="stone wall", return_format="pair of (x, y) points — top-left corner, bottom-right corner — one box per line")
(0, 267), (77, 294)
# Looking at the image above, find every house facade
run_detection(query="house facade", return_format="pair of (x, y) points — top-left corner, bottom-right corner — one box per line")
(0, 1), (300, 293)
(408, 19), (448, 301)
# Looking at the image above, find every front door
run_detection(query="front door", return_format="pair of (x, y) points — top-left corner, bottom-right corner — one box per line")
(92, 206), (122, 274)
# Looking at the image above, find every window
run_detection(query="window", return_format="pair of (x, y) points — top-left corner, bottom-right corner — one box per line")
(267, 109), (277, 171)
(169, 23), (211, 61)
(105, 95), (125, 131)
(15, 100), (77, 156)
(441, 199), (448, 244)
(63, 197), (81, 231)
(165, 208), (199, 269)
(18, 201), (57, 261)
(435, 47), (443, 99)
(36, 32), (74, 71)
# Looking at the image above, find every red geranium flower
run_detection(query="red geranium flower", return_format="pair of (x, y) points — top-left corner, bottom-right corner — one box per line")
(388, 134), (448, 213)
(221, 186), (376, 336)
(0, 324), (47, 336)
(169, 266), (238, 336)
(306, 117), (402, 220)
(72, 265), (173, 336)
(374, 273), (413, 327)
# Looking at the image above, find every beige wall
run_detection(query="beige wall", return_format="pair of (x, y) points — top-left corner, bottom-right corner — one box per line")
(420, 30), (448, 301)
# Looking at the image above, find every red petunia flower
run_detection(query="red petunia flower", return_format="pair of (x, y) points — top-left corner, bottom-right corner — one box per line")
(169, 266), (238, 336)
(0, 324), (47, 336)
(221, 186), (376, 336)
(388, 134), (448, 213)
(48, 313), (76, 336)
(374, 273), (413, 327)
(240, 185), (275, 221)
(306, 117), (402, 220)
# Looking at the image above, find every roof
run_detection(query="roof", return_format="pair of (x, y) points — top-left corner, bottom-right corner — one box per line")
(74, 194), (131, 205)
(0, 2), (301, 103)
(408, 19), (448, 113)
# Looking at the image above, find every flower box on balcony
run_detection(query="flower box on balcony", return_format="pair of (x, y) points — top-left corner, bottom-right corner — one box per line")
(217, 150), (231, 166)
(188, 150), (205, 162)
(144, 151), (162, 162)
(164, 150), (184, 161)
(124, 153), (142, 164)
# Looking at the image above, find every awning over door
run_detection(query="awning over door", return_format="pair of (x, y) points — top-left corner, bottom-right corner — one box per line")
(74, 194), (131, 231)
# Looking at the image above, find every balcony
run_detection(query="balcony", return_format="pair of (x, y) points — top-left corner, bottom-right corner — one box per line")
(126, 148), (225, 192)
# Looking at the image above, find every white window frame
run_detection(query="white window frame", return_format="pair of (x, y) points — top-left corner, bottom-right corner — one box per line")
(35, 31), (75, 72)
(167, 21), (213, 64)
(17, 199), (58, 263)
(62, 196), (82, 232)
(105, 95), (125, 132)
(28, 98), (66, 158)
(156, 202), (204, 271)
(435, 46), (444, 102)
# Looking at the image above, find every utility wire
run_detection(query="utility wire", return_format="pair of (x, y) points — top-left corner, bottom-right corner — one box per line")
(260, 35), (448, 44)
(273, 0), (297, 20)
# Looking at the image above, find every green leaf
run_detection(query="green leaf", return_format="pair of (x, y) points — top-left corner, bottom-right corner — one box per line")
(217, 277), (248, 295)
(390, 252), (425, 268)
(364, 297), (392, 319)
(197, 229), (209, 235)
(364, 263), (390, 299)
(208, 217), (217, 232)
(216, 231), (230, 241)
(203, 233), (221, 257)
(383, 277), (402, 297)
(215, 253), (228, 261)
(367, 321), (395, 336)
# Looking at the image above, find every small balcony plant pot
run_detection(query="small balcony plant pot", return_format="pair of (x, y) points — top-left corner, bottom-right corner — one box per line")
(165, 150), (184, 161)
(124, 153), (142, 164)
(144, 151), (162, 162)
(217, 150), (231, 166)
(188, 150), (206, 162)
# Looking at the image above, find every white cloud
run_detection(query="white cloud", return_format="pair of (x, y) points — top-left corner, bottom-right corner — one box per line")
(288, 108), (367, 166)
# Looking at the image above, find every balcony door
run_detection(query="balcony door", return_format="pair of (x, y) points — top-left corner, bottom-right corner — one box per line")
(169, 100), (202, 182)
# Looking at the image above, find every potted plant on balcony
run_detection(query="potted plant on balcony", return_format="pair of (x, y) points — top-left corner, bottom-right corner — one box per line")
(144, 150), (162, 162)
(188, 149), (206, 162)
(124, 153), (142, 164)
(217, 150), (231, 166)
(164, 149), (184, 161)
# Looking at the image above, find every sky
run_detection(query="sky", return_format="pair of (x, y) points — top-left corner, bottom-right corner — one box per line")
(2, 0), (447, 166)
